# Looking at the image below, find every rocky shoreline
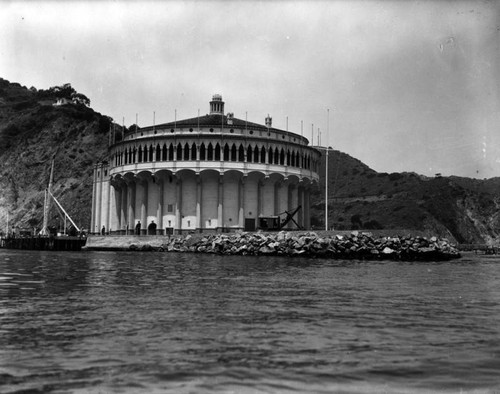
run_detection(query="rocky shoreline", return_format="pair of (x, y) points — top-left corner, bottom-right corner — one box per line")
(88, 231), (461, 261)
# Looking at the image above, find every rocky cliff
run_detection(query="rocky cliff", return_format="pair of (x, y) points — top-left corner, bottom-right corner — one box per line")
(0, 78), (498, 244)
(0, 78), (111, 233)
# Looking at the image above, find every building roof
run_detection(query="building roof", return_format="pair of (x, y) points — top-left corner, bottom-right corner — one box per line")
(140, 114), (279, 133)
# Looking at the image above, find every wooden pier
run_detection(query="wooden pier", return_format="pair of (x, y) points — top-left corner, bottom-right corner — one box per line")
(0, 236), (87, 251)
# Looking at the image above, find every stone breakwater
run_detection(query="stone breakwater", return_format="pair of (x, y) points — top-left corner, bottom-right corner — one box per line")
(126, 231), (460, 261)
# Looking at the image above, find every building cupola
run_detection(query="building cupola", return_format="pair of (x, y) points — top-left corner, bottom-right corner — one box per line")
(265, 114), (272, 128)
(210, 94), (225, 115)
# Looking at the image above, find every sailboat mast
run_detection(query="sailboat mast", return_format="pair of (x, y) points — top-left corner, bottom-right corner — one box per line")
(40, 160), (54, 236)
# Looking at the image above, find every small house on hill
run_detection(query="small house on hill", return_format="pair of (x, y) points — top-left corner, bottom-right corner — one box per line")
(53, 97), (72, 106)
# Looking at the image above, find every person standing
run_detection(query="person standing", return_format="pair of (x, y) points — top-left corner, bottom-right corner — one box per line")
(148, 220), (157, 235)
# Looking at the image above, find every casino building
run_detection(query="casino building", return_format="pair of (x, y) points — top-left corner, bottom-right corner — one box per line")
(91, 95), (321, 235)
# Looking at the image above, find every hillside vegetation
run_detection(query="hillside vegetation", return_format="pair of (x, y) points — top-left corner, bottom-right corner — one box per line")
(0, 78), (498, 244)
(0, 78), (111, 232)
(310, 149), (500, 244)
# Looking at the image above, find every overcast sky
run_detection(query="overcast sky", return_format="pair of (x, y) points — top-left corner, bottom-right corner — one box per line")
(1, 0), (499, 179)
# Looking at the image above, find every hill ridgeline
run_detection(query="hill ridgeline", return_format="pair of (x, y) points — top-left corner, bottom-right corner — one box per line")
(0, 78), (498, 245)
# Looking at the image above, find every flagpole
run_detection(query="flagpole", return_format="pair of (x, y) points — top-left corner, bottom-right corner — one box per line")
(325, 108), (330, 231)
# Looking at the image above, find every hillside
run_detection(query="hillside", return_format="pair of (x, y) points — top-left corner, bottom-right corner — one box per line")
(310, 148), (500, 244)
(0, 78), (498, 244)
(0, 78), (111, 233)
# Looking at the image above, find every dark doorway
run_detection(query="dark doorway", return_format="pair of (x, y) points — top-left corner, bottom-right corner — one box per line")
(244, 218), (256, 231)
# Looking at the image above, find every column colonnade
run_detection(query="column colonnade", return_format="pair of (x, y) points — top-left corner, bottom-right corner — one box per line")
(91, 167), (312, 235)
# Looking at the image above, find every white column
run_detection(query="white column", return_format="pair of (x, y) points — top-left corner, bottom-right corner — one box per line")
(217, 174), (223, 231)
(140, 178), (147, 234)
(95, 166), (103, 234)
(298, 185), (304, 228)
(127, 181), (136, 234)
(238, 177), (245, 229)
(110, 182), (120, 233)
(156, 178), (163, 234)
(90, 165), (97, 234)
(120, 183), (127, 232)
(196, 175), (202, 231)
(105, 180), (111, 234)
(175, 178), (182, 233)
(274, 181), (281, 216)
(304, 187), (311, 230)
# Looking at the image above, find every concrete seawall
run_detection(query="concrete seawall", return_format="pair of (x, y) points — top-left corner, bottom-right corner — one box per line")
(84, 235), (169, 251)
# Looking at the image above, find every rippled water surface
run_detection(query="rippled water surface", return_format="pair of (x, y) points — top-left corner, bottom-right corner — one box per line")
(1, 249), (500, 393)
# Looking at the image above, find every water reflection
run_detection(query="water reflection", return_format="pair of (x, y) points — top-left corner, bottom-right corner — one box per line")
(1, 249), (500, 393)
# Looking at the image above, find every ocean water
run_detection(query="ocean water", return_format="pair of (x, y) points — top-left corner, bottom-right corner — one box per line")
(0, 249), (499, 393)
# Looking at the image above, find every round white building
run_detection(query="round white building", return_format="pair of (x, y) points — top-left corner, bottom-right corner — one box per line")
(91, 95), (321, 235)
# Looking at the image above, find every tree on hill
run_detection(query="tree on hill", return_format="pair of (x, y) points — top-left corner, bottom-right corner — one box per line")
(47, 83), (91, 107)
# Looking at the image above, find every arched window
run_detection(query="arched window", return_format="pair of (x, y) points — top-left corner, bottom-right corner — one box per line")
(162, 144), (167, 161)
(247, 146), (253, 163)
(268, 147), (273, 164)
(133, 148), (137, 163)
(138, 146), (143, 163)
(143, 145), (149, 162)
(156, 144), (161, 161)
(291, 151), (296, 167)
(124, 148), (128, 164)
(286, 149), (290, 166)
(168, 144), (174, 161)
(149, 145), (154, 162)
(177, 143), (183, 160)
(231, 144), (237, 161)
(191, 143), (197, 160)
(200, 143), (206, 160)
(280, 148), (285, 165)
(208, 143), (214, 160)
(215, 143), (221, 161)
(238, 144), (245, 162)
(254, 146), (259, 163)
(184, 143), (190, 161)
(223, 143), (230, 161)
(274, 147), (279, 164)
(260, 146), (266, 163)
